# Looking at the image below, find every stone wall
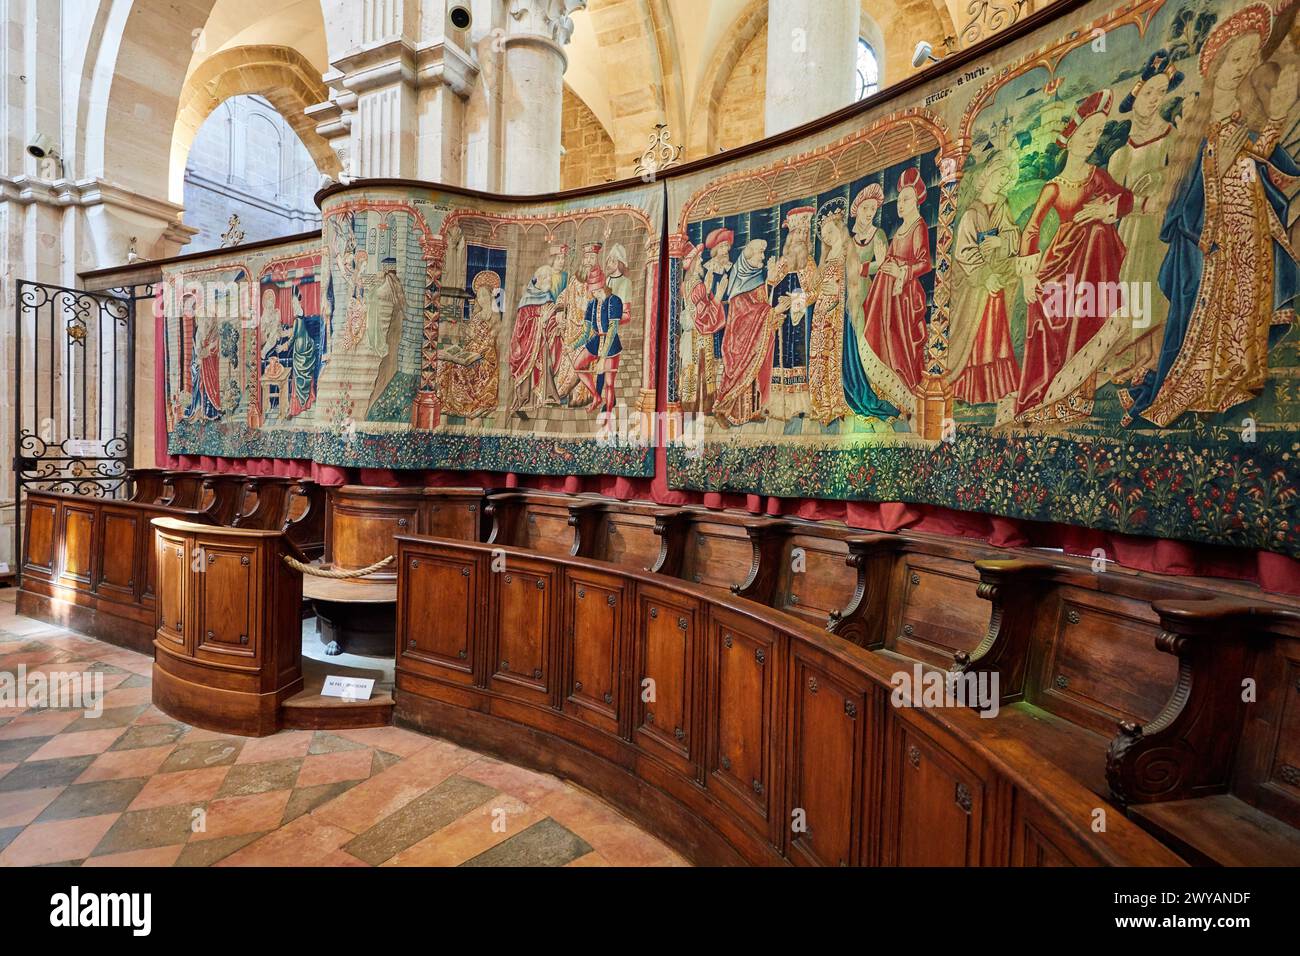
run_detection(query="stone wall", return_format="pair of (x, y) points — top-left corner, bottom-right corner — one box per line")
(714, 27), (767, 154)
(561, 87), (617, 190)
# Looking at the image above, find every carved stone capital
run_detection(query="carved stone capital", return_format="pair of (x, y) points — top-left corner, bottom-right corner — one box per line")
(508, 0), (587, 46)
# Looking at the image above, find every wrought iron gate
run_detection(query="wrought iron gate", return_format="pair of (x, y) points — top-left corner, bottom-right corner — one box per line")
(11, 280), (144, 570)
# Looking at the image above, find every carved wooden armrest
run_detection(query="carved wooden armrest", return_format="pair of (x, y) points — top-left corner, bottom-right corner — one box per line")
(648, 508), (689, 577)
(484, 493), (525, 546)
(159, 475), (179, 506)
(129, 468), (166, 503)
(731, 519), (792, 606)
(825, 533), (901, 648)
(567, 501), (605, 558)
(283, 482), (325, 551)
(232, 478), (291, 530)
(198, 475), (224, 521)
(1105, 598), (1300, 806)
(951, 558), (1064, 704)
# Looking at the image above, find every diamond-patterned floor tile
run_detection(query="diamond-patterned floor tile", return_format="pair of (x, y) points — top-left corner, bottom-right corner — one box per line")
(0, 605), (686, 868)
(76, 744), (177, 784)
(0, 755), (96, 793)
(128, 767), (229, 811)
(217, 758), (302, 798)
(36, 778), (147, 822)
(0, 787), (63, 827)
(342, 775), (496, 865)
(1, 813), (120, 866)
(158, 738), (242, 773)
(92, 804), (197, 857)
(110, 723), (187, 752)
(461, 818), (593, 867)
(296, 750), (373, 789)
(27, 727), (127, 761)
(174, 831), (265, 868)
(197, 790), (292, 842)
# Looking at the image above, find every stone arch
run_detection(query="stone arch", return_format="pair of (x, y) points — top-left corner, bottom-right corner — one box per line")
(685, 0), (766, 159)
(172, 45), (340, 203)
(78, 0), (221, 199)
(688, 0), (957, 157)
(583, 0), (672, 175)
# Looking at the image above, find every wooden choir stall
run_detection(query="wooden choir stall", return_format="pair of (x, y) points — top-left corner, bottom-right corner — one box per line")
(20, 0), (1300, 873)
(16, 478), (1300, 866)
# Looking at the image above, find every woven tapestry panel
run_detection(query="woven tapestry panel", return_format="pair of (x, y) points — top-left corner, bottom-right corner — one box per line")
(161, 183), (663, 477)
(665, 0), (1300, 557)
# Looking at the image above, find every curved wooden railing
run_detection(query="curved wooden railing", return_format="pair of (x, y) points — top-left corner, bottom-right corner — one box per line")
(392, 533), (1185, 867)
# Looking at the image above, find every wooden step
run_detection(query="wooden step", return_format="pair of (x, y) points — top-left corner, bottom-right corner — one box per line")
(280, 656), (394, 731)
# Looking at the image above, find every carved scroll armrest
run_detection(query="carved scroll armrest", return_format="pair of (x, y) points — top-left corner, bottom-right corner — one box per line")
(284, 482), (326, 555)
(159, 475), (179, 507)
(1105, 598), (1299, 806)
(484, 493), (524, 546)
(129, 468), (166, 503)
(649, 509), (689, 577)
(731, 519), (792, 606)
(826, 533), (901, 648)
(567, 501), (605, 558)
(951, 558), (1062, 704)
(232, 479), (291, 530)
(195, 478), (220, 522)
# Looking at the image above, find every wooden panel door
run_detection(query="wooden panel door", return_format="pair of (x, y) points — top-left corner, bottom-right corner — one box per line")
(155, 532), (189, 654)
(96, 507), (140, 601)
(23, 499), (57, 577)
(193, 544), (259, 664)
(680, 525), (751, 590)
(1037, 588), (1177, 735)
(58, 502), (96, 589)
(887, 717), (989, 866)
(488, 557), (557, 706)
(562, 568), (626, 736)
(774, 534), (853, 628)
(786, 650), (869, 866)
(706, 608), (779, 840)
(399, 549), (479, 686)
(632, 586), (699, 777)
(598, 513), (661, 571)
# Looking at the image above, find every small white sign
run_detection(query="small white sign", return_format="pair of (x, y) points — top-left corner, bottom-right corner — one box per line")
(321, 675), (375, 701)
(64, 439), (106, 457)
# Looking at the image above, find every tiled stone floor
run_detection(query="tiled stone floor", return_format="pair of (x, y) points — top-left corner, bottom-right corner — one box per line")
(0, 589), (686, 867)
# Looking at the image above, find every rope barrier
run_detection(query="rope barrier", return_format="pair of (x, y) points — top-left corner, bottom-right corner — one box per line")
(283, 554), (394, 578)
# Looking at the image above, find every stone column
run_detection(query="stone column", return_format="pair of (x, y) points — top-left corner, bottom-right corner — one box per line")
(499, 0), (586, 195)
(763, 0), (859, 136)
(314, 0), (479, 183)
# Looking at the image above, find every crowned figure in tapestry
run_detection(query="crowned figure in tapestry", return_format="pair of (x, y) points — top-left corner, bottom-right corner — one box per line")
(666, 0), (1300, 561)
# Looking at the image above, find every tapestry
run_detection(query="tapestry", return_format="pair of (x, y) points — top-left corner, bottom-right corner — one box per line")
(161, 183), (662, 476)
(666, 0), (1300, 558)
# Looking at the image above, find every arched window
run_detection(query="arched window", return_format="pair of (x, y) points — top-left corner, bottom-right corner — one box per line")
(856, 38), (879, 100)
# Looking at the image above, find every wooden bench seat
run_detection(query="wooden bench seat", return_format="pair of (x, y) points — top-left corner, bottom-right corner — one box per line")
(1130, 796), (1300, 867)
(390, 533), (1184, 866)
(1105, 598), (1300, 866)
